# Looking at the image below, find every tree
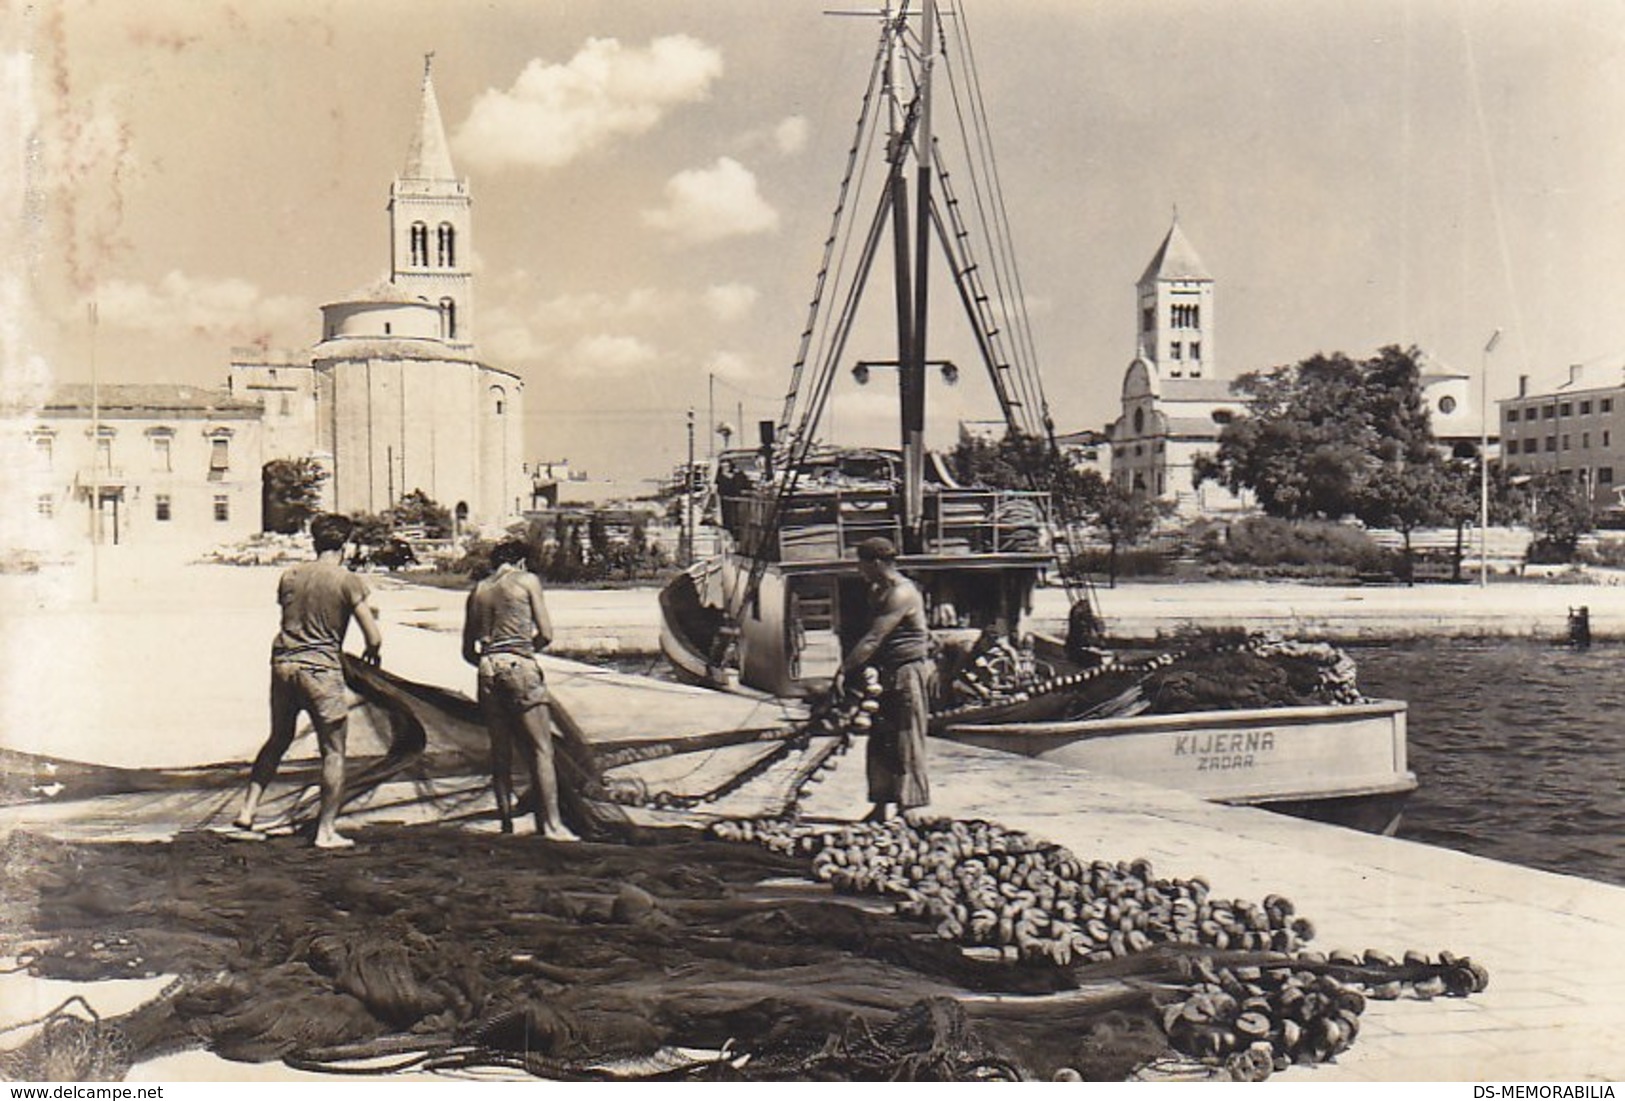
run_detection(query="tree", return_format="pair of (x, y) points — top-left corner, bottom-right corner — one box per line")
(949, 429), (1106, 524)
(1352, 460), (1454, 584)
(1523, 472), (1596, 563)
(262, 457), (328, 534)
(385, 489), (453, 539)
(1092, 484), (1170, 588)
(1195, 345), (1437, 520)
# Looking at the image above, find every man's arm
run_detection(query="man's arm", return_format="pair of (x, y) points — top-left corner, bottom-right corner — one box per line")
(524, 574), (554, 651)
(354, 600), (384, 666)
(461, 589), (482, 666)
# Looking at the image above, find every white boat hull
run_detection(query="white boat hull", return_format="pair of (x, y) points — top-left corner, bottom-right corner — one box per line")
(943, 699), (1416, 834)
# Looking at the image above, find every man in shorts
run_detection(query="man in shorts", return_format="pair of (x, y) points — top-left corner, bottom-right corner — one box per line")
(462, 538), (578, 841)
(836, 536), (932, 823)
(235, 512), (383, 849)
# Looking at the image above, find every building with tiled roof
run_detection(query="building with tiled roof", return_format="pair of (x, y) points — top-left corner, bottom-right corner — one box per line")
(12, 384), (266, 549)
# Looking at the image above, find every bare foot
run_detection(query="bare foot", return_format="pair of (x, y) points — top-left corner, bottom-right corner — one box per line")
(232, 817), (255, 831)
(313, 833), (356, 850)
(542, 826), (580, 843)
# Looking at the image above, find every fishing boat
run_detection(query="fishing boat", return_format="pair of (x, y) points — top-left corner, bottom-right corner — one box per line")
(656, 1), (1414, 833)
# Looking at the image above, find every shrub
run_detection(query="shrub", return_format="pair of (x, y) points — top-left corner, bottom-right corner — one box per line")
(1199, 517), (1394, 573)
(1065, 547), (1172, 579)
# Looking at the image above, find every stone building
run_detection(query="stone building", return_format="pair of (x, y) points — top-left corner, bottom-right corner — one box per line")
(231, 58), (525, 526)
(11, 384), (264, 551)
(1499, 363), (1625, 509)
(1106, 218), (1247, 516)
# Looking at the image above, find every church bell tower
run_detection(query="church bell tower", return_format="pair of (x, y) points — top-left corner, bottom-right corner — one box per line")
(389, 55), (474, 349)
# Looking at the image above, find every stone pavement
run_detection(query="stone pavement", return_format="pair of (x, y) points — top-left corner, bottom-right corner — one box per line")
(799, 739), (1625, 1081)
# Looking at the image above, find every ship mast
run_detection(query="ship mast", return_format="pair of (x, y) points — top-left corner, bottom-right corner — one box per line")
(884, 0), (936, 549)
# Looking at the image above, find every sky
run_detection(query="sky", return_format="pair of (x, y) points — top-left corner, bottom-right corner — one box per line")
(8, 0), (1625, 484)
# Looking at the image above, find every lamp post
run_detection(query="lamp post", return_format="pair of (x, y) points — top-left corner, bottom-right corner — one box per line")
(684, 408), (696, 565)
(1479, 328), (1502, 587)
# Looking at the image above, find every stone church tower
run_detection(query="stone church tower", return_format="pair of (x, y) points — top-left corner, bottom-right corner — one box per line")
(390, 57), (474, 349)
(1108, 216), (1247, 515)
(233, 58), (524, 527)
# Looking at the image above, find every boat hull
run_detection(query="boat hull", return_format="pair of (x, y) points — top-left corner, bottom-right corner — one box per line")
(942, 699), (1415, 835)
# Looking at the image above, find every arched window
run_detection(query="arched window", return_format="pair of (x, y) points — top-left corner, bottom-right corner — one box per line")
(440, 297), (457, 340)
(409, 222), (428, 267)
(489, 385), (506, 416)
(438, 223), (456, 267)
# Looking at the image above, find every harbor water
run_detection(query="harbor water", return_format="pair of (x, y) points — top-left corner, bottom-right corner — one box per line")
(1352, 639), (1625, 887)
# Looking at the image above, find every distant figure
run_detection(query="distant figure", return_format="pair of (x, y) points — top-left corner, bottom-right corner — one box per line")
(462, 539), (578, 841)
(836, 536), (932, 823)
(235, 512), (383, 849)
(1569, 605), (1592, 649)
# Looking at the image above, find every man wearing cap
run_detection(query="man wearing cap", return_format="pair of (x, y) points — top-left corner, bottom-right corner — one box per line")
(837, 536), (932, 822)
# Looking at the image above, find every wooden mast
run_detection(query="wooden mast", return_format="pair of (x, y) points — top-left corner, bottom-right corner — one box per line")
(902, 0), (936, 551)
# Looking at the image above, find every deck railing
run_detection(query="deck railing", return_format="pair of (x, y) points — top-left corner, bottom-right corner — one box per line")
(725, 486), (1050, 562)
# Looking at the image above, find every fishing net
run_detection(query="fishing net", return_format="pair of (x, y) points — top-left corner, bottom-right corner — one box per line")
(0, 809), (1488, 1083)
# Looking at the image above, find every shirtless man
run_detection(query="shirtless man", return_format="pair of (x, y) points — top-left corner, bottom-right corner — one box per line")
(462, 539), (577, 841)
(236, 512), (383, 849)
(836, 536), (932, 823)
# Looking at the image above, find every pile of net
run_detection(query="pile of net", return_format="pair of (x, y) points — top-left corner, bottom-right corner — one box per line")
(935, 634), (1364, 730)
(0, 813), (1486, 1083)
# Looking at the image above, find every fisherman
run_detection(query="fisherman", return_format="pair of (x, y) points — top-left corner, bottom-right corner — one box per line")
(234, 512), (383, 849)
(836, 536), (932, 823)
(462, 538), (578, 841)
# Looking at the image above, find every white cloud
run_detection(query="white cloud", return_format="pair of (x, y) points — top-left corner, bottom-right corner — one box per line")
(702, 283), (759, 323)
(88, 271), (306, 341)
(568, 333), (658, 377)
(480, 303), (555, 364)
(534, 288), (673, 328)
(773, 115), (809, 156)
(642, 157), (779, 244)
(454, 35), (723, 172)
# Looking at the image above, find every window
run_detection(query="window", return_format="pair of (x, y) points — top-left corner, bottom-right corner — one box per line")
(213, 495), (230, 522)
(1600, 467), (1615, 485)
(1525, 438), (1538, 454)
(1562, 435), (1571, 450)
(410, 222), (428, 267)
(1581, 401), (1593, 415)
(1169, 341), (1182, 360)
(1560, 402), (1573, 417)
(1170, 303), (1200, 328)
(209, 437), (229, 472)
(1603, 399), (1614, 413)
(279, 394), (291, 416)
(1545, 437), (1557, 452)
(1133, 407), (1145, 434)
(440, 297), (457, 341)
(1438, 395), (1457, 415)
(152, 435), (171, 472)
(1583, 432), (1591, 449)
(1141, 306), (1154, 333)
(1605, 431), (1613, 447)
(490, 385), (507, 417)
(1506, 408), (1519, 423)
(1190, 342), (1201, 360)
(34, 435), (52, 466)
(155, 494), (171, 522)
(36, 494), (53, 519)
(95, 436), (112, 470)
(384, 322), (392, 335)
(437, 223), (456, 267)
(1544, 405), (1556, 419)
